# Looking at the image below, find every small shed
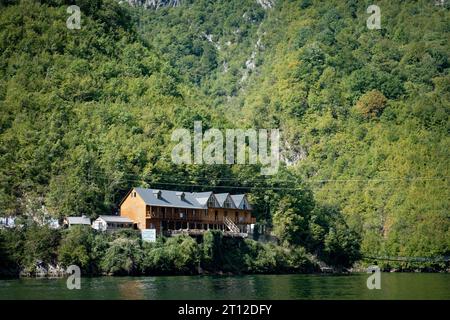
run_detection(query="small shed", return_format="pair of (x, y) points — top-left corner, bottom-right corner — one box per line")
(92, 215), (134, 232)
(64, 216), (91, 228)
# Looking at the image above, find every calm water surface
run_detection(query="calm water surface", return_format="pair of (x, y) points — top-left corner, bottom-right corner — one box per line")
(0, 273), (449, 300)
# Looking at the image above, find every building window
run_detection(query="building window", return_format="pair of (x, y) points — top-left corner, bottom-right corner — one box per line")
(207, 196), (216, 207)
(214, 211), (218, 221)
(224, 197), (234, 208)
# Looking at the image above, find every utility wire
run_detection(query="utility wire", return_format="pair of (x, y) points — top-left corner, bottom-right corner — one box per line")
(86, 168), (449, 183)
(86, 170), (449, 192)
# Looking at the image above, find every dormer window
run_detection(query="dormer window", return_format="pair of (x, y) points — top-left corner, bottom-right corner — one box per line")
(224, 198), (234, 208)
(207, 196), (217, 207)
(153, 190), (162, 199)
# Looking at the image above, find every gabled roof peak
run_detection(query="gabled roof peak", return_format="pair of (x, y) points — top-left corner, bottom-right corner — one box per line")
(126, 187), (250, 210)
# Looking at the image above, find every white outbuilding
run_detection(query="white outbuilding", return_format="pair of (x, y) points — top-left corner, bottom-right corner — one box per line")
(92, 215), (134, 232)
(64, 215), (91, 228)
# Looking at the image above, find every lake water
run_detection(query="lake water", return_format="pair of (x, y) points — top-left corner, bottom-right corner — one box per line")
(0, 273), (449, 300)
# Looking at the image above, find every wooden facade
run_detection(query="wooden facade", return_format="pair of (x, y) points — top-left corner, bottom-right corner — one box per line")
(119, 188), (256, 236)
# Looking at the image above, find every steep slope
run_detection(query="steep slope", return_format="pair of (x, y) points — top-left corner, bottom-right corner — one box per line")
(134, 0), (449, 261)
(0, 0), (448, 266)
(0, 0), (224, 216)
(229, 0), (450, 260)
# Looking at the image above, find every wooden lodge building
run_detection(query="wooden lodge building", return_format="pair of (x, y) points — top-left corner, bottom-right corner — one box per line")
(119, 187), (256, 237)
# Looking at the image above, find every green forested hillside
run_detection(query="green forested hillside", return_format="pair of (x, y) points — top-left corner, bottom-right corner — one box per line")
(234, 0), (450, 261)
(0, 0), (448, 269)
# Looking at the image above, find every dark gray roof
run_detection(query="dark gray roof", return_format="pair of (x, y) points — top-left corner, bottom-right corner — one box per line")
(231, 194), (252, 210)
(231, 195), (245, 208)
(215, 193), (237, 208)
(193, 191), (213, 199)
(98, 215), (133, 223)
(192, 192), (213, 206)
(135, 188), (206, 209)
(214, 193), (229, 206)
(132, 188), (251, 210)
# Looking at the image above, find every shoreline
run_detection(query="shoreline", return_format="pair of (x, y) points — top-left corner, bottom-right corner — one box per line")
(1, 267), (448, 280)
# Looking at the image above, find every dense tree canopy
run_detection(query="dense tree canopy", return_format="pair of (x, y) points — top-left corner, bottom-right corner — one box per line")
(0, 0), (448, 270)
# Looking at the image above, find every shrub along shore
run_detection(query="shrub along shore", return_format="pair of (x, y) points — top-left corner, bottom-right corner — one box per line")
(0, 0), (448, 278)
(1, 224), (447, 278)
(0, 226), (320, 277)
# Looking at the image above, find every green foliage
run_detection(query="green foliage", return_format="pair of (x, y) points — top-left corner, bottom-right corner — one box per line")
(100, 237), (144, 275)
(58, 226), (95, 271)
(322, 226), (361, 268)
(0, 226), (320, 275)
(0, 227), (25, 275)
(232, 0), (449, 264)
(308, 205), (361, 268)
(243, 240), (317, 273)
(22, 225), (61, 270)
(143, 235), (200, 274)
(355, 90), (388, 119)
(0, 0), (448, 272)
(272, 195), (311, 246)
(201, 230), (223, 270)
(272, 198), (361, 268)
(198, 230), (317, 273)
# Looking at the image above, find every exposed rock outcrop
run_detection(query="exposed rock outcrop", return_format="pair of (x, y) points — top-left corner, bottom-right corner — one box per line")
(122, 0), (182, 9)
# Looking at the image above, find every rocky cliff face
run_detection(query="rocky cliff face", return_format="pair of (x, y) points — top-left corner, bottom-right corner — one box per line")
(122, 0), (182, 9)
(256, 0), (275, 10)
(123, 0), (276, 10)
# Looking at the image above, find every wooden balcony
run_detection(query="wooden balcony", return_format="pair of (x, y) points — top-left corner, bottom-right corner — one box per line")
(145, 206), (256, 225)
